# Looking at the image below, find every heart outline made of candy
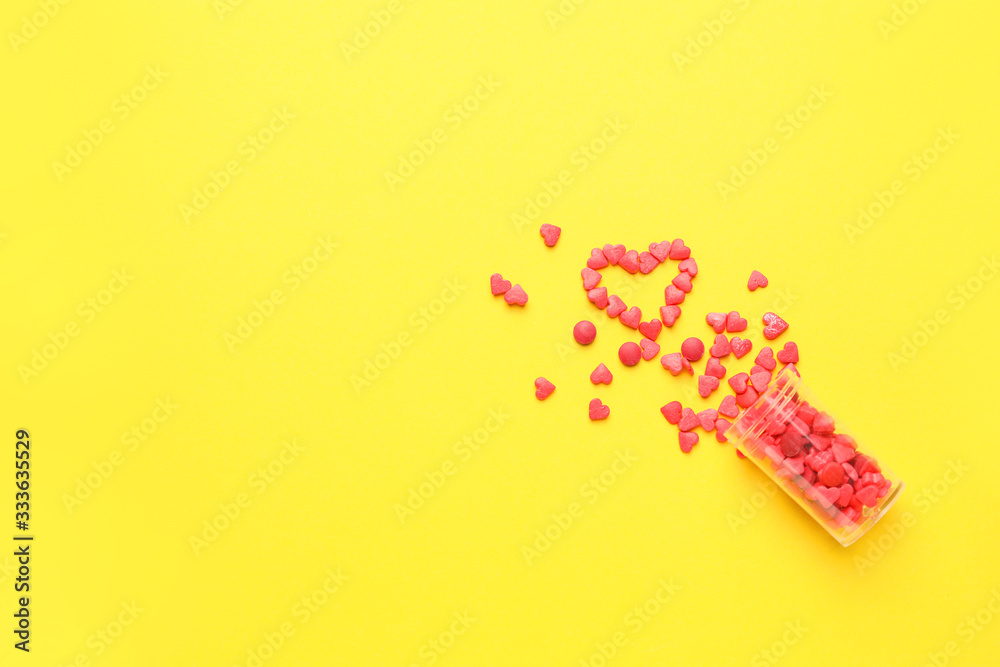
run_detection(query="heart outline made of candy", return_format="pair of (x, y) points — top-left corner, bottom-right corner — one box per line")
(582, 240), (695, 336)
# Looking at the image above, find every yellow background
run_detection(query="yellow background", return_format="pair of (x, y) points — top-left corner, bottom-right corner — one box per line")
(2, 1), (999, 665)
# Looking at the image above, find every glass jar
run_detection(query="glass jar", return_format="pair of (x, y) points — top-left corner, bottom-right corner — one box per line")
(729, 364), (905, 546)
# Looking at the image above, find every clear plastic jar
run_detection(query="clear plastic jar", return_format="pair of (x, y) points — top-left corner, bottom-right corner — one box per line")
(729, 364), (905, 546)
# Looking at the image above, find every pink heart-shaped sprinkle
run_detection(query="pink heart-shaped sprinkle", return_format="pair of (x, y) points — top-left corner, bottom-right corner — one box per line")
(776, 341), (799, 364)
(809, 434), (832, 451)
(832, 442), (855, 464)
(678, 258), (698, 276)
(660, 352), (684, 375)
(587, 287), (609, 309)
(639, 338), (660, 361)
(618, 250), (640, 274)
(735, 387), (758, 408)
(587, 247), (609, 269)
(590, 363), (613, 385)
(619, 306), (642, 329)
(602, 244), (626, 265)
(750, 371), (771, 393)
(679, 431), (699, 453)
(815, 486), (840, 509)
(705, 357), (726, 379)
(784, 455), (806, 475)
(726, 311), (747, 333)
(730, 337), (752, 359)
(747, 270), (768, 291)
(606, 295), (627, 318)
(859, 471), (881, 488)
(504, 284), (528, 305)
(854, 454), (880, 476)
(836, 484), (854, 508)
(754, 346), (777, 371)
(678, 408), (699, 432)
(668, 238), (690, 260)
(648, 240), (671, 262)
(718, 395), (739, 418)
(697, 408), (719, 431)
(709, 334), (731, 358)
(812, 411), (835, 434)
(539, 224), (561, 247)
(728, 372), (749, 394)
(581, 267), (602, 290)
(589, 398), (610, 420)
(638, 251), (660, 274)
(661, 400), (682, 424)
(534, 377), (555, 400)
(855, 485), (878, 508)
(672, 272), (693, 293)
(490, 273), (511, 295)
(660, 305), (681, 326)
(698, 375), (720, 398)
(705, 312), (727, 334)
(638, 318), (662, 341)
(664, 285), (685, 305)
(715, 418), (732, 442)
(833, 433), (856, 450)
(762, 312), (788, 340)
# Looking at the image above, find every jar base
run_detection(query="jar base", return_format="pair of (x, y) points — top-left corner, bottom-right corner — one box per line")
(838, 481), (906, 547)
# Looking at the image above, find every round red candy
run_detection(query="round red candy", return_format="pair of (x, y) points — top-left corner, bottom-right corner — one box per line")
(681, 337), (704, 362)
(818, 462), (846, 487)
(619, 342), (641, 366)
(573, 320), (597, 345)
